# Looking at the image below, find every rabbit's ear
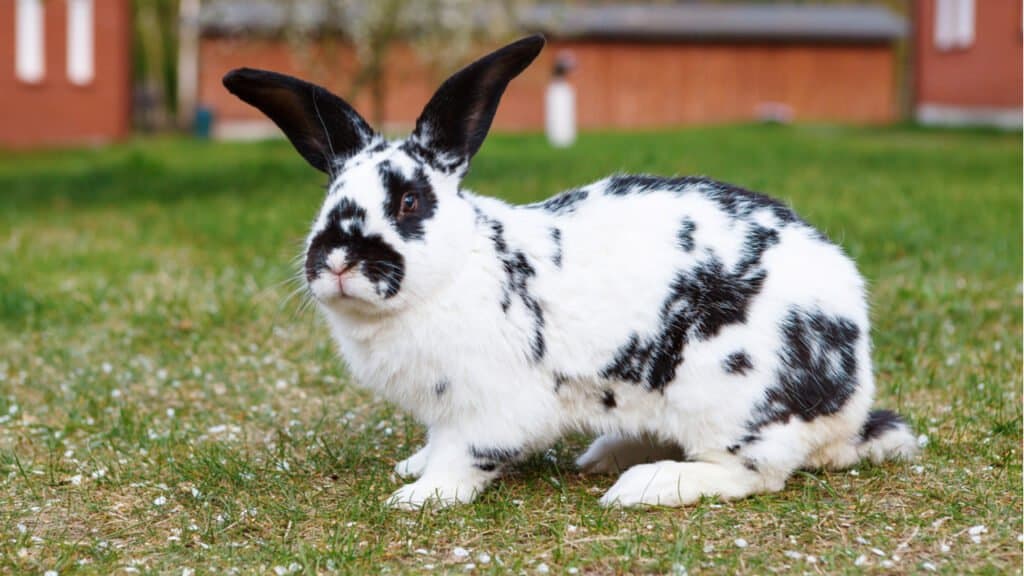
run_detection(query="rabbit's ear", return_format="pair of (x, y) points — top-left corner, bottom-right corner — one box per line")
(412, 35), (545, 163)
(223, 68), (375, 174)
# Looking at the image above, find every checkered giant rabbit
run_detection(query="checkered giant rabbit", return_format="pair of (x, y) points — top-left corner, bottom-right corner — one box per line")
(223, 35), (917, 509)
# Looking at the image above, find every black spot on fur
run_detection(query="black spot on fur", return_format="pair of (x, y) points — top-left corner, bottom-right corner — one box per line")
(727, 434), (761, 455)
(677, 218), (697, 252)
(378, 161), (438, 241)
(434, 379), (449, 397)
(601, 252), (768, 390)
(554, 372), (569, 391)
(603, 174), (801, 226)
(602, 389), (617, 409)
(482, 213), (546, 362)
(724, 351), (753, 375)
(742, 458), (759, 472)
(469, 446), (521, 472)
(748, 307), (861, 430)
(528, 187), (589, 214)
(305, 200), (405, 298)
(550, 227), (563, 267)
(738, 225), (780, 272)
(859, 409), (905, 442)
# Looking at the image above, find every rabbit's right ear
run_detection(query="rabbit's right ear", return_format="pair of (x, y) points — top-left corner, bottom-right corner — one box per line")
(223, 68), (375, 174)
(411, 35), (545, 166)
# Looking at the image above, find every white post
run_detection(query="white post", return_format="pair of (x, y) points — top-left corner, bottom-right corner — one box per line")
(545, 53), (576, 148)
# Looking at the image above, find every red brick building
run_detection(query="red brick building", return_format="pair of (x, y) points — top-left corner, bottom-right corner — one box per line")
(198, 2), (907, 138)
(914, 0), (1022, 128)
(0, 0), (132, 148)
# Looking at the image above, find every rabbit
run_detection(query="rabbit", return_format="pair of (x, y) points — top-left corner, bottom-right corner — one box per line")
(223, 34), (918, 509)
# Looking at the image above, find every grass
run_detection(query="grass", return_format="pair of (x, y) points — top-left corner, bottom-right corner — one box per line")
(0, 125), (1020, 575)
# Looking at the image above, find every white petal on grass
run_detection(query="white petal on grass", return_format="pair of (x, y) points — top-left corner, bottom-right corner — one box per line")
(734, 538), (748, 548)
(917, 434), (929, 448)
(452, 547), (469, 559)
(854, 555), (868, 566)
(536, 563), (550, 574)
(153, 496), (167, 507)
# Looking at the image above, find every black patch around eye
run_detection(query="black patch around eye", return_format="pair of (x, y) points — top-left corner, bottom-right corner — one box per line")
(379, 160), (437, 241)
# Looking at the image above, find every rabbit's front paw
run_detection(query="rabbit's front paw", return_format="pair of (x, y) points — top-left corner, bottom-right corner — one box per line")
(387, 477), (479, 510)
(394, 445), (430, 479)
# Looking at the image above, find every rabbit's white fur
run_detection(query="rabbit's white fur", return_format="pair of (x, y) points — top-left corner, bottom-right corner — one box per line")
(224, 35), (917, 509)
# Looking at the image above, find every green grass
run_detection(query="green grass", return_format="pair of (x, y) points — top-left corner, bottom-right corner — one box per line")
(0, 125), (1020, 575)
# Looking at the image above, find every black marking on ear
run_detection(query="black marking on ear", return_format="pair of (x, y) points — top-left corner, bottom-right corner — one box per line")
(378, 160), (438, 241)
(677, 218), (697, 252)
(482, 212), (546, 362)
(434, 379), (449, 397)
(222, 68), (375, 174)
(550, 227), (563, 268)
(527, 187), (589, 215)
(724, 351), (753, 375)
(469, 445), (521, 472)
(305, 199), (405, 298)
(748, 307), (860, 431)
(859, 409), (905, 442)
(412, 35), (545, 162)
(601, 390), (617, 409)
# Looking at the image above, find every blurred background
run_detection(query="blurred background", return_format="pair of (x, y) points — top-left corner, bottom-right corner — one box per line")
(1, 0), (1020, 148)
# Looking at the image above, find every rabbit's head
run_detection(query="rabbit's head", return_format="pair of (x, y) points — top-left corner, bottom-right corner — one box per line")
(224, 36), (544, 314)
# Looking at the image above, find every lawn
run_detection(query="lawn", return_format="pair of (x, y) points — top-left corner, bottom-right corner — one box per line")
(0, 125), (1020, 575)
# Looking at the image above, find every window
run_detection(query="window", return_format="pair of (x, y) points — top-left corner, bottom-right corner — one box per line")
(67, 0), (95, 85)
(934, 0), (975, 50)
(15, 0), (44, 83)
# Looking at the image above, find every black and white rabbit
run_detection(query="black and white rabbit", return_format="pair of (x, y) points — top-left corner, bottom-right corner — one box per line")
(224, 35), (917, 508)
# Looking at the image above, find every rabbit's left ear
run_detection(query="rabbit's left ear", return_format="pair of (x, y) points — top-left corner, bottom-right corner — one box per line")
(412, 35), (545, 164)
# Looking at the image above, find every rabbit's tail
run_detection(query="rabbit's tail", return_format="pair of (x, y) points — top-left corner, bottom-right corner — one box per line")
(856, 409), (919, 464)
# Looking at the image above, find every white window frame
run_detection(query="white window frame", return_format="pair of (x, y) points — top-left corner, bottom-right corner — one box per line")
(934, 0), (976, 51)
(15, 0), (45, 84)
(67, 0), (95, 85)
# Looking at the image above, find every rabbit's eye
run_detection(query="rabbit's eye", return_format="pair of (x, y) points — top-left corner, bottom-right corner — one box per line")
(400, 192), (418, 216)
